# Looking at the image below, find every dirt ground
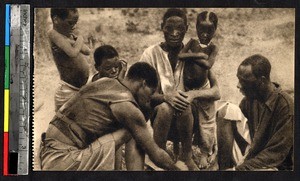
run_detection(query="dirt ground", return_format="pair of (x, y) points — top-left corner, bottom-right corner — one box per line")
(33, 8), (295, 170)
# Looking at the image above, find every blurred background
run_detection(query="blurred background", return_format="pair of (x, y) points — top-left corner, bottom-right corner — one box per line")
(33, 8), (295, 170)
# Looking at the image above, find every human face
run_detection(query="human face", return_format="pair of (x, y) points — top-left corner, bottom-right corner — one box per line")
(237, 65), (261, 99)
(162, 16), (187, 48)
(55, 10), (79, 36)
(98, 57), (121, 78)
(136, 82), (156, 113)
(197, 22), (216, 45)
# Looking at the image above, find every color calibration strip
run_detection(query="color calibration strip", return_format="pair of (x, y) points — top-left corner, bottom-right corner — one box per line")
(4, 4), (11, 176)
(3, 4), (31, 176)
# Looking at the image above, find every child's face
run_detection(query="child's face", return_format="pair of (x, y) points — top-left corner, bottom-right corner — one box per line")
(97, 57), (121, 78)
(54, 10), (79, 36)
(196, 22), (216, 45)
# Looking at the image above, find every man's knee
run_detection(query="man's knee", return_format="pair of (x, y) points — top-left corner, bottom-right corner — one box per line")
(155, 102), (174, 115)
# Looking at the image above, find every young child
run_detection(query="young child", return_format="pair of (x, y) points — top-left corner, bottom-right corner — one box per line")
(92, 45), (127, 82)
(48, 8), (91, 111)
(91, 45), (127, 170)
(178, 11), (219, 169)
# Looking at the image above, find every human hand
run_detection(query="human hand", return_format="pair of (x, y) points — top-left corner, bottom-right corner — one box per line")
(120, 59), (127, 71)
(164, 90), (190, 112)
(178, 52), (208, 60)
(184, 91), (194, 103)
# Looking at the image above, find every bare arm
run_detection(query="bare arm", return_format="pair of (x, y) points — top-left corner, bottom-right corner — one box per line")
(118, 60), (127, 80)
(185, 70), (221, 102)
(178, 44), (218, 70)
(48, 29), (84, 58)
(110, 102), (180, 170)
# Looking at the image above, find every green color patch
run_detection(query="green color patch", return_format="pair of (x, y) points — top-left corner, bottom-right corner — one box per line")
(5, 46), (10, 89)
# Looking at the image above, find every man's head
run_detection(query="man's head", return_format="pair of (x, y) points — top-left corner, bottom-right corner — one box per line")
(50, 8), (79, 36)
(196, 11), (218, 45)
(126, 62), (158, 112)
(237, 54), (271, 99)
(161, 9), (188, 48)
(94, 45), (120, 78)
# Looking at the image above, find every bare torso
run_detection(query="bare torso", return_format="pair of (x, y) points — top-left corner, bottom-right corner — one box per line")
(50, 35), (89, 88)
(183, 40), (214, 90)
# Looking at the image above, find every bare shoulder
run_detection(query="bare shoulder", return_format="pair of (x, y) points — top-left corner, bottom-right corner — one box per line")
(110, 102), (144, 120)
(48, 29), (67, 43)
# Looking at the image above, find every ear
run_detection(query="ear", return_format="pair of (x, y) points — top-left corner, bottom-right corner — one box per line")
(142, 80), (147, 88)
(52, 16), (59, 25)
(260, 76), (268, 84)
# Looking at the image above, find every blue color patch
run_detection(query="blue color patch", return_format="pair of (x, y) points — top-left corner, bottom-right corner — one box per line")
(5, 4), (10, 46)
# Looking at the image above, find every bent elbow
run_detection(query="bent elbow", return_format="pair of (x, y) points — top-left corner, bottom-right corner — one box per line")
(213, 89), (221, 101)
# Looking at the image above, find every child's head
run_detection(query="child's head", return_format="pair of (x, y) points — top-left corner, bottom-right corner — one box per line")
(94, 45), (121, 78)
(50, 8), (79, 36)
(196, 11), (218, 45)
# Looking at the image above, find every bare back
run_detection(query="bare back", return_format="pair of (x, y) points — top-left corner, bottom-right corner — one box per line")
(49, 29), (89, 88)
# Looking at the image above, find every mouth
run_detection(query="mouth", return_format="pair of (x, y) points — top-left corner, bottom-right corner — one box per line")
(168, 38), (181, 43)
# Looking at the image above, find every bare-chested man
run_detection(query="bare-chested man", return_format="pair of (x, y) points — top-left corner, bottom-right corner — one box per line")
(48, 8), (90, 111)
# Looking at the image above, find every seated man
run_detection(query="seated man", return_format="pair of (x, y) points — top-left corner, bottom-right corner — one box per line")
(217, 54), (294, 171)
(40, 62), (181, 171)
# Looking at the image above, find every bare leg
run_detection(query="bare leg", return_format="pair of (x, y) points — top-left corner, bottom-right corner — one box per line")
(112, 128), (132, 150)
(125, 139), (145, 170)
(177, 106), (199, 171)
(115, 146), (123, 170)
(153, 103), (174, 150)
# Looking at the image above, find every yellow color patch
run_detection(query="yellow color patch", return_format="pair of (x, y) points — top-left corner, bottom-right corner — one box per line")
(4, 89), (10, 132)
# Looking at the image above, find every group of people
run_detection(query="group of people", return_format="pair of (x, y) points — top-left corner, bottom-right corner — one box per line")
(39, 8), (294, 171)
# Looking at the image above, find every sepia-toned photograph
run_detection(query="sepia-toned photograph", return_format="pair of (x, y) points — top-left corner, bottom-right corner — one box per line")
(33, 8), (295, 171)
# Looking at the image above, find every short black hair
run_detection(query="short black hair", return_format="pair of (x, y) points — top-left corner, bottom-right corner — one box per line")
(240, 54), (271, 80)
(50, 8), (78, 20)
(162, 8), (187, 26)
(94, 45), (119, 67)
(127, 62), (158, 89)
(196, 11), (218, 30)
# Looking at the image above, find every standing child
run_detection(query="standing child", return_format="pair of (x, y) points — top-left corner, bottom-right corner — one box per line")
(178, 11), (219, 169)
(48, 8), (91, 111)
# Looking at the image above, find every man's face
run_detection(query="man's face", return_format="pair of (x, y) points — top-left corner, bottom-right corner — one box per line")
(97, 57), (121, 78)
(136, 83), (156, 113)
(55, 10), (79, 36)
(237, 65), (261, 99)
(162, 16), (187, 48)
(197, 22), (216, 45)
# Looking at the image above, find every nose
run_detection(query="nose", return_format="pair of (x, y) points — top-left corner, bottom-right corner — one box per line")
(201, 32), (208, 38)
(237, 82), (242, 89)
(171, 29), (180, 37)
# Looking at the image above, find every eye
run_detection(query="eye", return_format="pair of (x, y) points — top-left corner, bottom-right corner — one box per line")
(176, 26), (186, 32)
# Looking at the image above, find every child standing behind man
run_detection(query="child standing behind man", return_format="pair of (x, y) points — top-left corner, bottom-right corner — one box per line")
(179, 11), (219, 169)
(48, 8), (91, 111)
